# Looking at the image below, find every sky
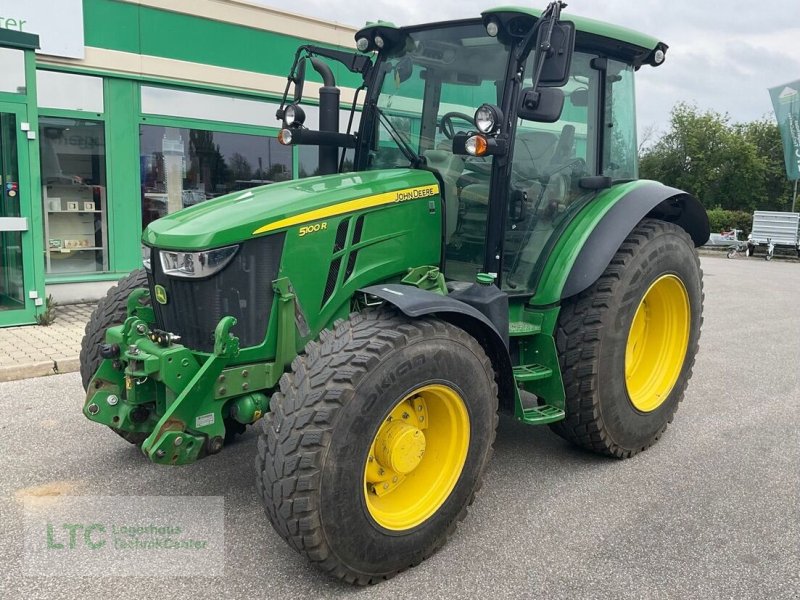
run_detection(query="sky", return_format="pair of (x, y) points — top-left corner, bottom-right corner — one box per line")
(255, 0), (800, 142)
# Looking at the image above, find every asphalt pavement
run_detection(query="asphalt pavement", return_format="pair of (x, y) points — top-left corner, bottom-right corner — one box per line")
(1, 255), (797, 599)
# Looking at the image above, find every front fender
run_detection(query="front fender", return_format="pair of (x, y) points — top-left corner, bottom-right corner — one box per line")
(532, 180), (709, 305)
(360, 284), (516, 408)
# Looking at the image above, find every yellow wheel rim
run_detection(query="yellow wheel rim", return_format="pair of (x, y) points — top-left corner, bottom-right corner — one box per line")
(363, 384), (470, 531)
(625, 274), (690, 413)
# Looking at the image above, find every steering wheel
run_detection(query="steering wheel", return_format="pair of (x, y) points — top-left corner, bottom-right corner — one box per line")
(440, 112), (475, 139)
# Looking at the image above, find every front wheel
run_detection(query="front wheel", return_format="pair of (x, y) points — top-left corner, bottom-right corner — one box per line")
(79, 269), (150, 446)
(551, 219), (703, 458)
(255, 311), (498, 584)
(726, 248), (736, 259)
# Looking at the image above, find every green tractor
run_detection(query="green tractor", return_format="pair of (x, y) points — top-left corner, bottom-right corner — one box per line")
(80, 2), (708, 584)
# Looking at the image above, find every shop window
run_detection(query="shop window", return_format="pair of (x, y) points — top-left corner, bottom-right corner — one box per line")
(140, 125), (292, 229)
(40, 117), (109, 275)
(141, 86), (281, 128)
(0, 48), (26, 94)
(299, 146), (355, 178)
(37, 71), (104, 113)
(297, 110), (360, 178)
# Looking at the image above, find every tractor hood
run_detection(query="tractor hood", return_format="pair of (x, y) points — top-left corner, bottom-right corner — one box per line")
(142, 168), (440, 250)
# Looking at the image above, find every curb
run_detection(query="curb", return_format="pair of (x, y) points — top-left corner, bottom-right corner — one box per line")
(0, 356), (80, 383)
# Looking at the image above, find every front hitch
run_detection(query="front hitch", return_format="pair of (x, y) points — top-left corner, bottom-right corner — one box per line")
(83, 304), (260, 465)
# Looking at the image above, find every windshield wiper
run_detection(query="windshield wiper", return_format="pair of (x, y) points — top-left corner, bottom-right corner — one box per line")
(374, 105), (423, 168)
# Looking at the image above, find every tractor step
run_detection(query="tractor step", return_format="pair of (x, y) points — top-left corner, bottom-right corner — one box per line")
(512, 363), (552, 382)
(508, 321), (542, 336)
(520, 405), (566, 425)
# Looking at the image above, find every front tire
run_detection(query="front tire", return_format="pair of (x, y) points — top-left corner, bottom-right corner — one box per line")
(79, 268), (150, 445)
(255, 310), (498, 584)
(551, 219), (703, 458)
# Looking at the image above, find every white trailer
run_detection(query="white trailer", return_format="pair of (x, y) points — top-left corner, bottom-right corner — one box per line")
(749, 211), (800, 259)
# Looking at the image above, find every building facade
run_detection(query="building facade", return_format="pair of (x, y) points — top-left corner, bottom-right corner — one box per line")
(0, 0), (359, 326)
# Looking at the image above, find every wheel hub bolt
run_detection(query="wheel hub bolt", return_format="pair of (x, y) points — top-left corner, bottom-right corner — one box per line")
(87, 403), (99, 415)
(174, 436), (183, 447)
(106, 395), (119, 406)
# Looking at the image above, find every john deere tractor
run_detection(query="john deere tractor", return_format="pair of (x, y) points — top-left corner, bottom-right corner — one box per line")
(80, 3), (709, 584)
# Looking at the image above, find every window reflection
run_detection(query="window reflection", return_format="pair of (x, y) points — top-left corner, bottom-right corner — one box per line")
(141, 86), (281, 128)
(140, 125), (292, 228)
(0, 48), (26, 94)
(37, 71), (104, 112)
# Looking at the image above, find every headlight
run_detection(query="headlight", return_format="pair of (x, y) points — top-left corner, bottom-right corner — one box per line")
(143, 256), (152, 271)
(474, 104), (502, 134)
(159, 245), (239, 279)
(278, 128), (293, 145)
(356, 37), (370, 52)
(284, 104), (305, 127)
(465, 135), (488, 157)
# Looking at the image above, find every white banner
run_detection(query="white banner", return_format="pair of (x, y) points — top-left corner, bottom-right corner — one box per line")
(0, 0), (84, 59)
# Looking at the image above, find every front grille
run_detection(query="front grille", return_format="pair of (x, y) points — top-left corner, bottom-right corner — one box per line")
(147, 234), (284, 352)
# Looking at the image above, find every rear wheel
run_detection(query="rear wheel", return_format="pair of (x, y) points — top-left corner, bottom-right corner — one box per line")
(551, 219), (703, 458)
(255, 310), (498, 584)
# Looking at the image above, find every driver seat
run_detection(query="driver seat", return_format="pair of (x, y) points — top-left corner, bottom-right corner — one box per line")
(423, 147), (464, 241)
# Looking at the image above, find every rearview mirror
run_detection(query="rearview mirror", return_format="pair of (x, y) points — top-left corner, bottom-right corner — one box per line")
(517, 87), (565, 123)
(395, 57), (413, 84)
(293, 58), (306, 103)
(536, 20), (576, 87)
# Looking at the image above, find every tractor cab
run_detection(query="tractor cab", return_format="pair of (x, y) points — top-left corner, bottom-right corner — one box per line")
(277, 5), (668, 294)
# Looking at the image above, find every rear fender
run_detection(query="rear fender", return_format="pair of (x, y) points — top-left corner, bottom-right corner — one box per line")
(532, 180), (710, 305)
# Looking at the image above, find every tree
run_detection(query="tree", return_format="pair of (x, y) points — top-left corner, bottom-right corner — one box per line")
(229, 152), (253, 182)
(640, 103), (770, 212)
(736, 118), (794, 211)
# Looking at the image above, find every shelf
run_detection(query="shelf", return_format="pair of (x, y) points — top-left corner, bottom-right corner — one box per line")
(48, 247), (104, 252)
(43, 184), (109, 274)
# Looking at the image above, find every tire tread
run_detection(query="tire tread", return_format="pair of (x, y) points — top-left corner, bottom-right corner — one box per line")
(255, 309), (498, 584)
(550, 219), (704, 458)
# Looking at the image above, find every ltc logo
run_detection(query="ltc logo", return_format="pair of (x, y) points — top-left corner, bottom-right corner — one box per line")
(47, 523), (106, 550)
(154, 285), (168, 305)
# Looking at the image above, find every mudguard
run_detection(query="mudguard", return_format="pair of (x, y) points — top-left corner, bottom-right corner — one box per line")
(360, 284), (516, 406)
(532, 181), (710, 305)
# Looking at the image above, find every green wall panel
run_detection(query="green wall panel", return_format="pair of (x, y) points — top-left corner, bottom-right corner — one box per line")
(103, 77), (142, 273)
(83, 0), (364, 89)
(83, 0), (141, 54)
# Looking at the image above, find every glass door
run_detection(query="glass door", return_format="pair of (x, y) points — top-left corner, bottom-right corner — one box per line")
(0, 103), (38, 326)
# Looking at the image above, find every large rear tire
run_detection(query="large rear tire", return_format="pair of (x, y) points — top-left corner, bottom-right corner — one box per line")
(551, 219), (703, 458)
(255, 310), (498, 584)
(79, 268), (149, 445)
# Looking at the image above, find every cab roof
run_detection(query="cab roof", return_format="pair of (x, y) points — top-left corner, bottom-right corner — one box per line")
(483, 6), (666, 67)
